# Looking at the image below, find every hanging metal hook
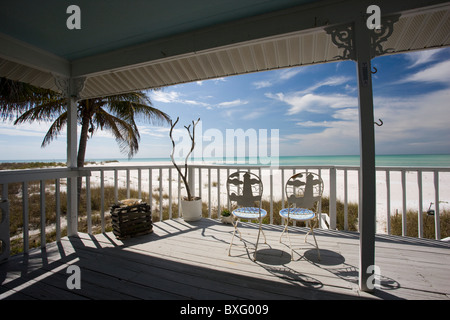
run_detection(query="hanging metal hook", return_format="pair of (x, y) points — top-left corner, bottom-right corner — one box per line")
(374, 119), (383, 126)
(371, 67), (378, 74)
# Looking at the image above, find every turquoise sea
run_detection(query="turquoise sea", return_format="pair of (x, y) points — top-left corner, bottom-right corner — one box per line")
(104, 154), (450, 167)
(2, 154), (450, 167)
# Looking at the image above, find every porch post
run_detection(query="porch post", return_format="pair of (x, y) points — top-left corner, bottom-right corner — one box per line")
(55, 76), (86, 236)
(67, 93), (78, 236)
(353, 18), (376, 292)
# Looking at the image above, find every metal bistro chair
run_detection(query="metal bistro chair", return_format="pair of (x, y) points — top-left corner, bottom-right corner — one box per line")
(279, 172), (323, 260)
(226, 171), (267, 261)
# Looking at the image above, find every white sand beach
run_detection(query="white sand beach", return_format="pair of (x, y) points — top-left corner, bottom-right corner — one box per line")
(86, 161), (450, 235)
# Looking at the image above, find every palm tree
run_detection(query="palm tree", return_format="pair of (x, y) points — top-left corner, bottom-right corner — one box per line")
(1, 77), (171, 167)
(1, 77), (171, 200)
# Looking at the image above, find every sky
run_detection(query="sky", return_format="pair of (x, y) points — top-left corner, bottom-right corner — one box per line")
(0, 47), (449, 161)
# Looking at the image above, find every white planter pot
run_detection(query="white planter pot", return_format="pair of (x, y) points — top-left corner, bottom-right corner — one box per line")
(221, 215), (235, 224)
(181, 197), (202, 221)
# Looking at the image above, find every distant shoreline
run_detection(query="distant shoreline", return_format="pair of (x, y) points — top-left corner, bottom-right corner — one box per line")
(1, 154), (450, 167)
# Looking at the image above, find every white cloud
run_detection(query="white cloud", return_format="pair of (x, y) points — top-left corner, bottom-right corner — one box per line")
(242, 108), (267, 120)
(213, 77), (226, 84)
(267, 92), (357, 115)
(281, 88), (450, 155)
(253, 81), (272, 89)
(136, 125), (171, 138)
(278, 68), (303, 80)
(0, 121), (58, 137)
(301, 76), (353, 94)
(215, 99), (249, 108)
(149, 90), (210, 107)
(283, 120), (359, 155)
(265, 75), (355, 115)
(400, 60), (450, 84)
(332, 108), (358, 121)
(252, 67), (305, 89)
(404, 48), (444, 68)
(373, 88), (450, 151)
(295, 120), (335, 127)
(150, 90), (180, 103)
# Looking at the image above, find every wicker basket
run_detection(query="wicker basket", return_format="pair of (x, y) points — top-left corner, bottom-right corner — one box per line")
(110, 200), (152, 239)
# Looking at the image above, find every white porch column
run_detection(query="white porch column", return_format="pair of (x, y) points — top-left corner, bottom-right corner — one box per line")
(55, 76), (86, 236)
(67, 94), (78, 236)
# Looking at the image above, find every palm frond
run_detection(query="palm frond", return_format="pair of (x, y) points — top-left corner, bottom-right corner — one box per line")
(106, 92), (171, 125)
(94, 108), (140, 158)
(0, 77), (63, 121)
(13, 99), (67, 124)
(41, 112), (68, 147)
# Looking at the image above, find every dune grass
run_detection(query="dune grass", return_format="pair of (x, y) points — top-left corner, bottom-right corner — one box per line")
(390, 209), (450, 239)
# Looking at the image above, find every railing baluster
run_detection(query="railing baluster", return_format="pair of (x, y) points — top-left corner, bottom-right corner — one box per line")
(169, 168), (172, 219)
(0, 189), (10, 261)
(329, 167), (337, 230)
(86, 176), (92, 235)
(55, 179), (61, 241)
(434, 170), (441, 240)
(344, 169), (348, 231)
(126, 169), (130, 199)
(226, 168), (230, 212)
(217, 168), (221, 214)
(417, 170), (423, 238)
(138, 168), (142, 200)
(100, 170), (105, 233)
(178, 171), (181, 217)
(269, 168), (273, 224)
(159, 168), (163, 221)
(149, 169), (153, 211)
(281, 168), (285, 209)
(386, 170), (391, 235)
(40, 180), (45, 248)
(401, 170), (407, 236)
(114, 169), (118, 203)
(198, 168), (202, 200)
(22, 181), (29, 253)
(208, 168), (211, 218)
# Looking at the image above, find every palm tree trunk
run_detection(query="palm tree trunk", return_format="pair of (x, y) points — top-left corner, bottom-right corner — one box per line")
(77, 107), (91, 206)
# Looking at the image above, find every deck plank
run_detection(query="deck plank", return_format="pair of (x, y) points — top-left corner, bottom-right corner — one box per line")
(1, 218), (449, 300)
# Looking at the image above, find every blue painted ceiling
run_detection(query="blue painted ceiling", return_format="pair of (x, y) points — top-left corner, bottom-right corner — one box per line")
(0, 0), (319, 60)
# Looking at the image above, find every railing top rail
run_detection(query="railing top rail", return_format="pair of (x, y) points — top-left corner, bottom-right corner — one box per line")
(2, 163), (449, 184)
(0, 167), (90, 184)
(83, 163), (450, 171)
(375, 166), (450, 172)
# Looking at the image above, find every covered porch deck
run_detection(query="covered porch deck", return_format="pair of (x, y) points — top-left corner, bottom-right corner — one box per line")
(1, 218), (449, 301)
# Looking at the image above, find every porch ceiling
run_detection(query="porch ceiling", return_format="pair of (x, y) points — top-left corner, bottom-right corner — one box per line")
(0, 0), (449, 99)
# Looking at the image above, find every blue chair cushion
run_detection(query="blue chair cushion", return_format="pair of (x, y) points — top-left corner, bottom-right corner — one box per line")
(232, 207), (267, 219)
(279, 207), (315, 221)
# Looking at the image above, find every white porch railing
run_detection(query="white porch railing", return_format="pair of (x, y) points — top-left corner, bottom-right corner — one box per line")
(1, 164), (449, 260)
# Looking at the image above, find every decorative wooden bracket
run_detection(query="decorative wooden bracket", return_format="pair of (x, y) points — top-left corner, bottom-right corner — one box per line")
(325, 14), (400, 61)
(54, 75), (86, 100)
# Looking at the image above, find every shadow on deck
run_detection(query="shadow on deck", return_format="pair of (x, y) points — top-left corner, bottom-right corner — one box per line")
(1, 218), (449, 302)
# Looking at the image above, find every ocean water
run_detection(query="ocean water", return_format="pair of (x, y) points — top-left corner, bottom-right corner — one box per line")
(2, 154), (450, 167)
(115, 154), (450, 167)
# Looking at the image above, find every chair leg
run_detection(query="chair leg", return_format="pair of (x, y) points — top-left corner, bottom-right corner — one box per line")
(228, 219), (240, 256)
(279, 219), (294, 260)
(253, 218), (267, 261)
(306, 225), (321, 261)
(253, 226), (262, 261)
(280, 221), (287, 242)
(260, 223), (267, 244)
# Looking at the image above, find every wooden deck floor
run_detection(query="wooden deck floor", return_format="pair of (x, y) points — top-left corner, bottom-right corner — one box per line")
(1, 218), (449, 301)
